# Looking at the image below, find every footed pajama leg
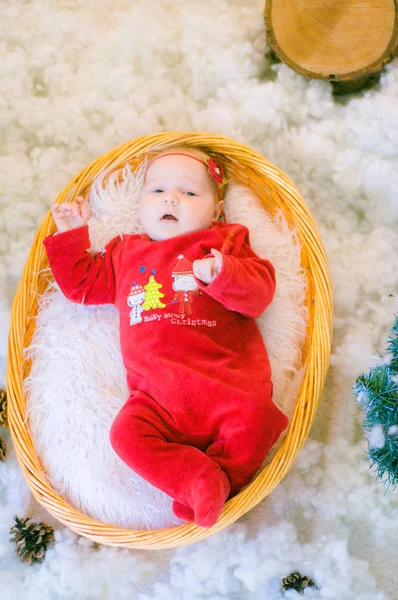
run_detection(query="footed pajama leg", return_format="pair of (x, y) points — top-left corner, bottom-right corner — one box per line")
(205, 396), (289, 496)
(172, 397), (288, 523)
(109, 391), (230, 528)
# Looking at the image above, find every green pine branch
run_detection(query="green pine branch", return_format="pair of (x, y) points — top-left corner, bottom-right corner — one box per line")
(353, 315), (398, 490)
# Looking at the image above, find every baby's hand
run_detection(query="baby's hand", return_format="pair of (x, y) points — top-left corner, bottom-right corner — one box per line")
(51, 196), (91, 233)
(193, 249), (223, 285)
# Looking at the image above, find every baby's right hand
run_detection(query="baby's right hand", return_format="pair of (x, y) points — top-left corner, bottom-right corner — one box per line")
(51, 196), (92, 233)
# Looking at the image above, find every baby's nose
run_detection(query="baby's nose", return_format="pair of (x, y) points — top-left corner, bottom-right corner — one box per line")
(165, 188), (179, 204)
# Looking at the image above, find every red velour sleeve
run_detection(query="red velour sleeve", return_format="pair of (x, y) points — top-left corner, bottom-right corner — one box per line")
(196, 225), (276, 318)
(43, 225), (125, 305)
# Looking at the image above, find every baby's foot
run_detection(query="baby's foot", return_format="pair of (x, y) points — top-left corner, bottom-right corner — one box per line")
(172, 500), (194, 522)
(191, 468), (230, 528)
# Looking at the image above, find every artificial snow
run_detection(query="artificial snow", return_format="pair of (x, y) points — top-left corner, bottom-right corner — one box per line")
(1, 0), (398, 598)
(368, 425), (386, 450)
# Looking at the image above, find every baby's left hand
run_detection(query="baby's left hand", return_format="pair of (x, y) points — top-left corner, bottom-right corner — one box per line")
(193, 249), (223, 285)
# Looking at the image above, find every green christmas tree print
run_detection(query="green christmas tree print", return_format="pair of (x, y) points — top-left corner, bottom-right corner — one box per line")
(142, 275), (166, 310)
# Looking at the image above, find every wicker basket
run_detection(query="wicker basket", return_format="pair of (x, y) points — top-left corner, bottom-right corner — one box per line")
(6, 132), (332, 549)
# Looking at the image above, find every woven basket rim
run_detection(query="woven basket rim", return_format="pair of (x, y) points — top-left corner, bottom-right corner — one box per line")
(6, 132), (333, 549)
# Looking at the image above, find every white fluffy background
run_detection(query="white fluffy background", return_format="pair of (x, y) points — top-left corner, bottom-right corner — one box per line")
(1, 0), (398, 598)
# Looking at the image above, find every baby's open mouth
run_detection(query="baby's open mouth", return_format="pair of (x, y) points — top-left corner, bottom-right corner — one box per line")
(161, 214), (178, 221)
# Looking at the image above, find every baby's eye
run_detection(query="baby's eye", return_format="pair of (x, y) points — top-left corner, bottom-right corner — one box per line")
(185, 191), (197, 197)
(153, 189), (164, 194)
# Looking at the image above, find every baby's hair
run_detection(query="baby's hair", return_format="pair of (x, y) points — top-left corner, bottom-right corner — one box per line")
(136, 144), (228, 202)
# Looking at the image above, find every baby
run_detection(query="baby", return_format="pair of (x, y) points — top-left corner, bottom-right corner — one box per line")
(44, 147), (289, 528)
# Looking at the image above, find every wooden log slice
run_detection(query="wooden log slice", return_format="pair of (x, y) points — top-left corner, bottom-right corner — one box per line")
(265, 0), (398, 88)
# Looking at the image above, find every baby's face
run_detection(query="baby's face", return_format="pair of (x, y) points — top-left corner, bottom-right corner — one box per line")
(139, 154), (224, 241)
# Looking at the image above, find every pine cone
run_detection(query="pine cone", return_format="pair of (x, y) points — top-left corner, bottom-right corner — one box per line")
(282, 571), (317, 594)
(0, 435), (7, 461)
(10, 516), (55, 564)
(0, 388), (8, 428)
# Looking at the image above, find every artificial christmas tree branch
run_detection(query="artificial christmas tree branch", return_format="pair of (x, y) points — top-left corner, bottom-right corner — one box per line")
(354, 316), (398, 489)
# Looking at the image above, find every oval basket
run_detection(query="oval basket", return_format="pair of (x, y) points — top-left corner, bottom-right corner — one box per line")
(6, 132), (333, 549)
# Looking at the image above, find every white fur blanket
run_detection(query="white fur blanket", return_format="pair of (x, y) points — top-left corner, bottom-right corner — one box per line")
(24, 170), (307, 530)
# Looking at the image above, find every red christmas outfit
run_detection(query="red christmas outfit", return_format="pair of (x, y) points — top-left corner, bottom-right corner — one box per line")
(43, 222), (288, 527)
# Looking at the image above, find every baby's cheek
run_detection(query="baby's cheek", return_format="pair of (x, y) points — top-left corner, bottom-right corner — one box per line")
(139, 206), (154, 230)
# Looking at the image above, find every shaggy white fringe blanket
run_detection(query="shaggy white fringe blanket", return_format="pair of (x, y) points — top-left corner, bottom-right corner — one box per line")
(24, 171), (307, 531)
(1, 0), (398, 598)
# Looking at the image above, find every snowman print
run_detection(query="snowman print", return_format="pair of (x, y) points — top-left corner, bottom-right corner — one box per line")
(127, 284), (146, 326)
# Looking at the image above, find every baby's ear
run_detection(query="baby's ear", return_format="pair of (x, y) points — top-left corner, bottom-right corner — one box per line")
(213, 200), (224, 221)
